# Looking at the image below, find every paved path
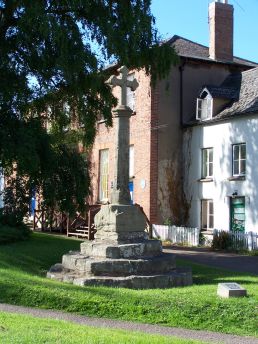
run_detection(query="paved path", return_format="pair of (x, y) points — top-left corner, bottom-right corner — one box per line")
(0, 303), (257, 344)
(164, 246), (258, 275)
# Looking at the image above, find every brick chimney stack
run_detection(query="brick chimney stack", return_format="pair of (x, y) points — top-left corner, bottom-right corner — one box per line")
(209, 0), (234, 62)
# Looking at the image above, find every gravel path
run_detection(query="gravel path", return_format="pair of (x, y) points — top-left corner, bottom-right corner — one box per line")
(164, 246), (258, 275)
(0, 303), (258, 344)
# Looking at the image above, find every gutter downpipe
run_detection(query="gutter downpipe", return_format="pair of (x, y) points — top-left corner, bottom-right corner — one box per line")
(179, 58), (186, 127)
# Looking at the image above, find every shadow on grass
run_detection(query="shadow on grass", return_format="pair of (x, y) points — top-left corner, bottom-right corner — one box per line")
(176, 258), (257, 286)
(0, 233), (82, 276)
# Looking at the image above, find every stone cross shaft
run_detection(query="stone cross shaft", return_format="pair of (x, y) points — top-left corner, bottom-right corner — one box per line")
(106, 65), (139, 108)
(106, 66), (139, 204)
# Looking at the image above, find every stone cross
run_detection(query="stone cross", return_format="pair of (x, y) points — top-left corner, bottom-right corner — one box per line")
(106, 66), (139, 108)
(106, 66), (139, 204)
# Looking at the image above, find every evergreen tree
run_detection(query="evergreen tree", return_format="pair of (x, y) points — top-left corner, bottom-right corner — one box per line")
(0, 0), (177, 218)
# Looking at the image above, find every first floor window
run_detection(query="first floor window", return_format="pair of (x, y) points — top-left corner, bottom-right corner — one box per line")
(99, 149), (109, 201)
(201, 199), (214, 230)
(196, 98), (212, 120)
(233, 143), (246, 176)
(202, 148), (213, 178)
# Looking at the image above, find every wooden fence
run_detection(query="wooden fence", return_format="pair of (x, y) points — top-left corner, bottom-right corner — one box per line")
(213, 229), (258, 251)
(152, 225), (200, 246)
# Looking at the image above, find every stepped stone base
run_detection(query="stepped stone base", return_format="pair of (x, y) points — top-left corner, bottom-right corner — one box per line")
(47, 204), (192, 289)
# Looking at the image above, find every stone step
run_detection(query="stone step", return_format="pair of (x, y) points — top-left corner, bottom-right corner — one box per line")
(80, 240), (162, 259)
(73, 269), (192, 289)
(62, 252), (176, 276)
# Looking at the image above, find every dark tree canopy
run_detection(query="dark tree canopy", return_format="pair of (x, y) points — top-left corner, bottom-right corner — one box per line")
(0, 0), (177, 217)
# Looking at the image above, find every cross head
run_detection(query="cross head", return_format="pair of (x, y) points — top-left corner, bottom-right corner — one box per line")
(106, 66), (139, 107)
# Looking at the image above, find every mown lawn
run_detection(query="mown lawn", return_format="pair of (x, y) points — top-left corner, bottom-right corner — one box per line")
(0, 233), (257, 338)
(0, 312), (206, 344)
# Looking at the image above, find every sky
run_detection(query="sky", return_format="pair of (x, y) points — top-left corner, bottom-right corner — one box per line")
(151, 0), (258, 63)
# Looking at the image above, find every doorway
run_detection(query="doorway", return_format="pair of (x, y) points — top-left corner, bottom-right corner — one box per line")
(230, 197), (245, 232)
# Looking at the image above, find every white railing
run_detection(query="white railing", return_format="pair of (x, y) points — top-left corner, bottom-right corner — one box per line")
(213, 229), (258, 251)
(152, 225), (200, 246)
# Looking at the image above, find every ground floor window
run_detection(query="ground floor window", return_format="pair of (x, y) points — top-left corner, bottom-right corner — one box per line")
(98, 149), (109, 202)
(201, 199), (214, 230)
(230, 197), (245, 232)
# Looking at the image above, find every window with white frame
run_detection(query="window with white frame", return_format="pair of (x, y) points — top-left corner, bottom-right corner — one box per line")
(98, 149), (109, 201)
(127, 73), (136, 111)
(201, 199), (214, 230)
(202, 148), (213, 178)
(129, 145), (134, 178)
(232, 143), (246, 176)
(196, 98), (212, 120)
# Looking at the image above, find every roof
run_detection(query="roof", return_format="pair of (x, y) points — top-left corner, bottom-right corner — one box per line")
(215, 67), (258, 119)
(166, 35), (257, 68)
(200, 86), (238, 100)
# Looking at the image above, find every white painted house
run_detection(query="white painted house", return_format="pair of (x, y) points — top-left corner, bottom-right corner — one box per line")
(184, 67), (258, 236)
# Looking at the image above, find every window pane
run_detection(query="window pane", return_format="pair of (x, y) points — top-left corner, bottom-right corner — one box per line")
(233, 145), (239, 159)
(99, 149), (109, 201)
(209, 163), (213, 177)
(209, 148), (213, 162)
(207, 99), (212, 118)
(201, 201), (208, 229)
(209, 215), (214, 228)
(129, 145), (134, 178)
(240, 144), (246, 159)
(202, 99), (208, 119)
(233, 160), (239, 175)
(127, 73), (135, 111)
(209, 201), (214, 215)
(240, 160), (246, 174)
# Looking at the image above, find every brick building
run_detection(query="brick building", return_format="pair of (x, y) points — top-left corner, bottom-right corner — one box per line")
(89, 0), (257, 226)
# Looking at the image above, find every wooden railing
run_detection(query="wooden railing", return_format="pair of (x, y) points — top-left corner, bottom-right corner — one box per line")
(33, 205), (101, 240)
(66, 205), (101, 240)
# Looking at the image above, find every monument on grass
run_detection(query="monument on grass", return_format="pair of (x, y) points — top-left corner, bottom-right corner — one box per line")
(47, 66), (192, 288)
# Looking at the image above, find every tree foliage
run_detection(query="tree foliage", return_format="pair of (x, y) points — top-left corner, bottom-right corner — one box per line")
(0, 0), (178, 219)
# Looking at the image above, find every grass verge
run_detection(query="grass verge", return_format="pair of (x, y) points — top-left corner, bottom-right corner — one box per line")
(0, 311), (206, 344)
(0, 233), (257, 337)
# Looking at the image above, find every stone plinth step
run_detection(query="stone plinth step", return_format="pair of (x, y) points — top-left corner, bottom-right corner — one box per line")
(61, 252), (176, 276)
(81, 240), (162, 259)
(73, 269), (192, 289)
(85, 254), (176, 276)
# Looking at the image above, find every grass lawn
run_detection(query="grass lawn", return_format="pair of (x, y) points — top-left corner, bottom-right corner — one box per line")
(0, 233), (257, 338)
(0, 312), (206, 344)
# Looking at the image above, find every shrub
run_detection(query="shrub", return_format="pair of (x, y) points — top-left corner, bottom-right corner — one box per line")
(0, 219), (31, 245)
(212, 230), (232, 250)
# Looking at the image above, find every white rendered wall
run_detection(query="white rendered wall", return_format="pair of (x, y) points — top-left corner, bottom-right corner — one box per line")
(184, 115), (258, 233)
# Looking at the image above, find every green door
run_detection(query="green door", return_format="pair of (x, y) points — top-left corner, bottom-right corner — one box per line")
(230, 197), (245, 232)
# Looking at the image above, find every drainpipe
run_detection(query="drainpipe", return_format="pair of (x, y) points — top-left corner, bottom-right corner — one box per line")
(179, 58), (186, 127)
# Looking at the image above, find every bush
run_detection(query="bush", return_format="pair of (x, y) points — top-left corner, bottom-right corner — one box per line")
(212, 230), (232, 250)
(0, 223), (31, 244)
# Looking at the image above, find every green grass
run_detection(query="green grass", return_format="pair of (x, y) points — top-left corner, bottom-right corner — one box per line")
(0, 312), (206, 344)
(0, 233), (258, 338)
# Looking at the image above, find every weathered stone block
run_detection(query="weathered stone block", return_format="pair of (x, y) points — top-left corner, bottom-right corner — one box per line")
(217, 283), (247, 298)
(80, 240), (162, 259)
(85, 253), (176, 277)
(94, 204), (146, 233)
(73, 269), (192, 289)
